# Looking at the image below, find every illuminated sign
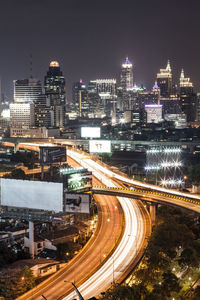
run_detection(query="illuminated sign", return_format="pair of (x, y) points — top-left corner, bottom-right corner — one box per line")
(62, 169), (92, 193)
(89, 140), (111, 153)
(81, 127), (101, 138)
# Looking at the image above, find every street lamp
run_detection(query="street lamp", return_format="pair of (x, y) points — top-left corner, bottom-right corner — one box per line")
(64, 280), (84, 300)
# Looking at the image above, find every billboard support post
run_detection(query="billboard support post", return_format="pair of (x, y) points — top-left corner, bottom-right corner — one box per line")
(41, 164), (44, 180)
(29, 221), (34, 259)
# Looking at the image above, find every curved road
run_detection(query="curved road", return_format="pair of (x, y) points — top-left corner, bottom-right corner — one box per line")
(63, 151), (150, 299)
(17, 162), (124, 300)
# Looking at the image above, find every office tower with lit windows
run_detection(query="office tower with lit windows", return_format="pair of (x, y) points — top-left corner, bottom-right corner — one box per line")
(179, 69), (196, 122)
(137, 82), (160, 110)
(34, 94), (52, 127)
(120, 57), (134, 111)
(14, 78), (43, 103)
(72, 79), (89, 117)
(13, 77), (51, 129)
(157, 60), (172, 97)
(10, 102), (35, 136)
(44, 61), (66, 127)
(88, 79), (117, 117)
(196, 93), (200, 122)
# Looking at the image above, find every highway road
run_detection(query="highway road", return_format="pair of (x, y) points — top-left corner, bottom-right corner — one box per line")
(62, 151), (150, 300)
(11, 143), (199, 299)
(17, 151), (150, 300)
(17, 160), (124, 300)
(92, 186), (200, 214)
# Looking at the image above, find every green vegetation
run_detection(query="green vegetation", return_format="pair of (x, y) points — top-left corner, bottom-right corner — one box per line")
(0, 266), (35, 299)
(56, 242), (73, 261)
(187, 164), (200, 185)
(100, 206), (200, 299)
(0, 242), (30, 268)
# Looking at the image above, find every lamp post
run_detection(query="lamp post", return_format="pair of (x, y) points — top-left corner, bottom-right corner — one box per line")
(64, 280), (84, 300)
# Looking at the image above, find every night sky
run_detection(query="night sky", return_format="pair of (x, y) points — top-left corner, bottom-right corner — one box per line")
(1, 0), (200, 101)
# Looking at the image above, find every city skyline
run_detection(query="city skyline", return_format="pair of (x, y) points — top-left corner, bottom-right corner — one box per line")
(0, 0), (200, 101)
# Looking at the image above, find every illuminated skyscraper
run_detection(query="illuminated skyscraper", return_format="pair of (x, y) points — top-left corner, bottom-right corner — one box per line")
(120, 57), (133, 90)
(88, 79), (117, 117)
(120, 57), (134, 111)
(72, 79), (89, 117)
(12, 77), (51, 132)
(157, 60), (172, 97)
(179, 69), (196, 122)
(44, 61), (66, 127)
(14, 78), (42, 103)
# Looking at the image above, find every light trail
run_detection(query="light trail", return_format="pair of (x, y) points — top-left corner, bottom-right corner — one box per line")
(64, 150), (145, 299)
(67, 150), (200, 200)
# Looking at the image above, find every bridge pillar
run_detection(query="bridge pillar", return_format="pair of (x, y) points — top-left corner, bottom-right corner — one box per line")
(150, 204), (156, 225)
(29, 221), (34, 259)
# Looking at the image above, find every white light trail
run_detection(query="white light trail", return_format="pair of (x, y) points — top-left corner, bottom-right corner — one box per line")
(65, 150), (144, 299)
(68, 150), (200, 201)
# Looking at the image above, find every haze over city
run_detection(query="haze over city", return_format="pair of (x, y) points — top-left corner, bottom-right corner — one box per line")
(0, 0), (200, 100)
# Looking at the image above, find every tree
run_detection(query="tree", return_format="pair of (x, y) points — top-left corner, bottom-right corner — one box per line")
(21, 266), (35, 290)
(191, 286), (200, 300)
(100, 284), (147, 300)
(178, 247), (199, 268)
(162, 271), (181, 296)
(187, 164), (200, 186)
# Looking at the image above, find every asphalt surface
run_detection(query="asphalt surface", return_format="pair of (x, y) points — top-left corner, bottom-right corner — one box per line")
(17, 158), (123, 300)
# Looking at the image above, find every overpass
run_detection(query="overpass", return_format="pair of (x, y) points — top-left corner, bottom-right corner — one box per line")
(92, 186), (200, 216)
(1, 137), (200, 153)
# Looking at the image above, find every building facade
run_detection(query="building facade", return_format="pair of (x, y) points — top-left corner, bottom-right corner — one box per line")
(157, 60), (172, 97)
(179, 69), (196, 122)
(44, 61), (66, 127)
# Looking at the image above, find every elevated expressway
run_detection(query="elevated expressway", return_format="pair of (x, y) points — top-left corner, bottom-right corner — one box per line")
(12, 145), (200, 299)
(92, 186), (200, 215)
(17, 150), (150, 300)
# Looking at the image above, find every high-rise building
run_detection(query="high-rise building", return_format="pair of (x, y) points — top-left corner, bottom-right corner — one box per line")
(13, 77), (51, 130)
(120, 57), (133, 90)
(44, 61), (66, 127)
(72, 80), (89, 117)
(145, 104), (163, 123)
(10, 103), (35, 131)
(14, 78), (42, 103)
(179, 69), (196, 122)
(137, 82), (160, 110)
(88, 79), (117, 117)
(196, 93), (200, 122)
(160, 95), (181, 115)
(34, 94), (52, 127)
(120, 57), (134, 111)
(157, 60), (172, 97)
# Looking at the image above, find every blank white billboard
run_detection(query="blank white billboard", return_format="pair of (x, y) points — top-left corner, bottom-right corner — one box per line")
(81, 127), (101, 138)
(0, 179), (63, 212)
(89, 140), (111, 153)
(64, 193), (90, 214)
